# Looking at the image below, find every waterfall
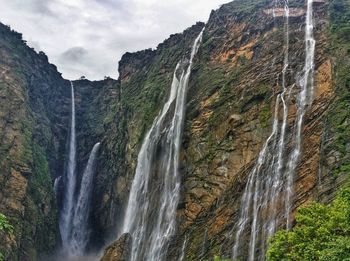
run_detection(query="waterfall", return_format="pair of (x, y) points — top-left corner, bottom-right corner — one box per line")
(285, 0), (315, 230)
(122, 29), (204, 261)
(179, 235), (188, 261)
(54, 176), (62, 198)
(266, 0), (290, 238)
(232, 95), (280, 260)
(232, 0), (316, 259)
(58, 83), (102, 257)
(60, 81), (77, 251)
(70, 142), (101, 255)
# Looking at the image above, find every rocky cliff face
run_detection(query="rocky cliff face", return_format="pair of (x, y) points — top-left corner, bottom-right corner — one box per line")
(167, 0), (346, 259)
(169, 0), (349, 259)
(1, 0), (349, 260)
(72, 78), (120, 252)
(99, 0), (349, 259)
(0, 23), (70, 260)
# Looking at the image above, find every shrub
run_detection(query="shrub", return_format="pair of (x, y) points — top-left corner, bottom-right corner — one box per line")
(0, 213), (13, 261)
(267, 189), (350, 260)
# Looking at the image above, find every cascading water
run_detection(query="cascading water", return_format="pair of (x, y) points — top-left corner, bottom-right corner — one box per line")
(179, 235), (188, 261)
(54, 176), (62, 199)
(266, 0), (290, 238)
(70, 142), (101, 255)
(122, 29), (204, 261)
(232, 95), (280, 260)
(232, 0), (316, 259)
(60, 81), (77, 251)
(59, 83), (101, 258)
(285, 0), (315, 230)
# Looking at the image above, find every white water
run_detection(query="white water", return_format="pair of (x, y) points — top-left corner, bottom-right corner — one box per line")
(266, 0), (290, 238)
(232, 96), (280, 260)
(122, 29), (204, 261)
(179, 235), (188, 261)
(285, 0), (315, 230)
(232, 0), (316, 259)
(70, 142), (101, 255)
(54, 176), (62, 198)
(60, 81), (77, 251)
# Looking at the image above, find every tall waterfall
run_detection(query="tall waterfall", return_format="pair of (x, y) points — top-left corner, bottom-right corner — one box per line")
(71, 142), (101, 255)
(232, 0), (316, 259)
(285, 0), (315, 229)
(59, 82), (101, 257)
(265, 0), (290, 239)
(60, 81), (77, 251)
(122, 29), (204, 261)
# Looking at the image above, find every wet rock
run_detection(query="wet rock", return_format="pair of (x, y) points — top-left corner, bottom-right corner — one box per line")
(100, 234), (132, 261)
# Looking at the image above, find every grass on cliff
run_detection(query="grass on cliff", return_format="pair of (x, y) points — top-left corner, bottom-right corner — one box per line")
(267, 188), (350, 260)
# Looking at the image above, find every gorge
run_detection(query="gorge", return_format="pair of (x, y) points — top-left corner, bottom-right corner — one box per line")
(0, 0), (350, 260)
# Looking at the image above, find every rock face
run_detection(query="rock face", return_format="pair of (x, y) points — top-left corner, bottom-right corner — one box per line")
(1, 0), (350, 260)
(167, 0), (348, 259)
(0, 22), (70, 260)
(99, 0), (349, 260)
(100, 234), (131, 261)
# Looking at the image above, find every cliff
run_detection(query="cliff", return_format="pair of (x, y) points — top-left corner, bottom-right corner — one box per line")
(0, 22), (69, 260)
(98, 0), (349, 259)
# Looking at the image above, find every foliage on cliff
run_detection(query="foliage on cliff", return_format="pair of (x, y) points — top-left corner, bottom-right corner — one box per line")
(0, 213), (13, 261)
(326, 0), (350, 176)
(267, 188), (350, 261)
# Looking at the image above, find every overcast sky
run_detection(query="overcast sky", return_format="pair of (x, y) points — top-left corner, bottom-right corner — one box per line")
(0, 0), (230, 80)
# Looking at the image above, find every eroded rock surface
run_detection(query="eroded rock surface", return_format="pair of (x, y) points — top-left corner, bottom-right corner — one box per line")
(100, 234), (131, 261)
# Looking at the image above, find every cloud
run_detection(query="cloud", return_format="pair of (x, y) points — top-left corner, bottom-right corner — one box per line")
(59, 47), (89, 63)
(0, 0), (230, 80)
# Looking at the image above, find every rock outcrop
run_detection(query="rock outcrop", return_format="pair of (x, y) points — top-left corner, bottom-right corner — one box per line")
(100, 234), (131, 261)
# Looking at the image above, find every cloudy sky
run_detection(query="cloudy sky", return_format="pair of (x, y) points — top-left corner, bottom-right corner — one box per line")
(0, 0), (230, 80)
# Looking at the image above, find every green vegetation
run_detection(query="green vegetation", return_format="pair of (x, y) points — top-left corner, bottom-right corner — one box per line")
(259, 104), (272, 128)
(0, 213), (13, 261)
(0, 213), (13, 234)
(325, 0), (350, 176)
(267, 188), (350, 260)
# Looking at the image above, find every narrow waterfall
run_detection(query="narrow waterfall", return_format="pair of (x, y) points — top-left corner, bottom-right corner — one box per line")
(232, 0), (316, 259)
(232, 96), (280, 260)
(60, 81), (77, 251)
(285, 0), (315, 230)
(122, 29), (204, 261)
(266, 0), (290, 238)
(70, 142), (101, 255)
(54, 176), (62, 198)
(179, 235), (188, 261)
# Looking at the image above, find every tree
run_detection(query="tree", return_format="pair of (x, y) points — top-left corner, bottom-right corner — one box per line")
(267, 189), (350, 260)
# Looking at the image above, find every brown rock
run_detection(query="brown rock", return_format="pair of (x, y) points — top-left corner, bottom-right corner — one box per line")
(100, 233), (132, 261)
